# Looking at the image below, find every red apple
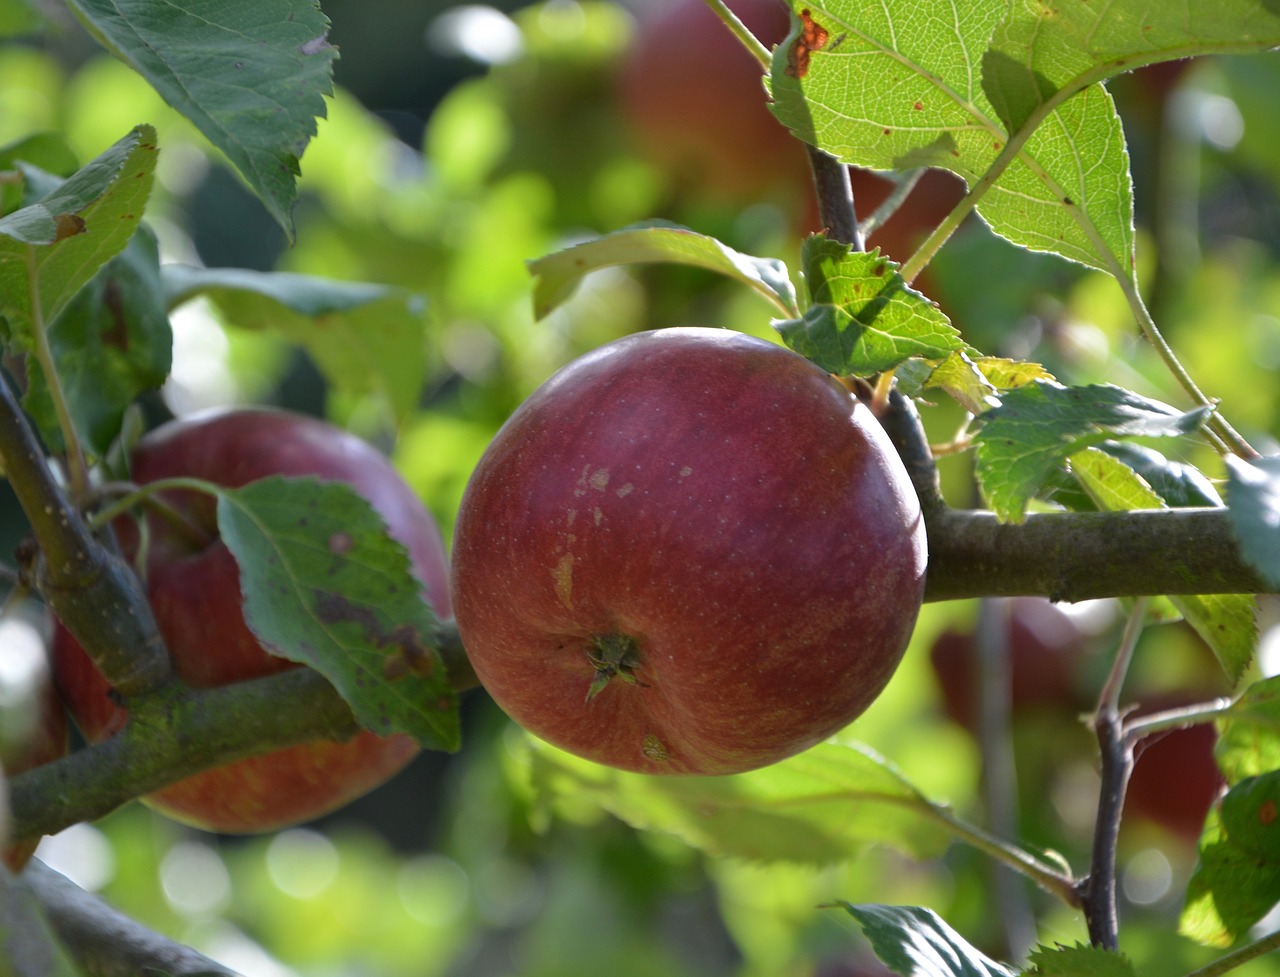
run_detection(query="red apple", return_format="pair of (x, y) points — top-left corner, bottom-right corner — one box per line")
(617, 0), (810, 201)
(928, 597), (1091, 731)
(0, 626), (69, 871)
(52, 408), (452, 833)
(1124, 694), (1226, 841)
(450, 327), (927, 775)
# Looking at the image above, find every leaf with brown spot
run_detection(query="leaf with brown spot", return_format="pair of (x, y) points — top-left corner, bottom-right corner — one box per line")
(217, 476), (459, 752)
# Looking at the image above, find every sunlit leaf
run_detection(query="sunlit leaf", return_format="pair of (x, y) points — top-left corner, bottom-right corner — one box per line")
(527, 735), (951, 865)
(22, 226), (171, 458)
(1181, 794), (1280, 948)
(1217, 676), (1280, 784)
(1070, 447), (1255, 682)
(1102, 442), (1223, 509)
(897, 352), (1053, 414)
(983, 0), (1280, 133)
(0, 125), (156, 350)
(973, 381), (1211, 522)
(1225, 455), (1280, 590)
(768, 2), (1133, 277)
(64, 0), (336, 239)
(773, 237), (962, 374)
(217, 476), (459, 752)
(1023, 943), (1137, 977)
(528, 222), (799, 319)
(164, 265), (428, 430)
(832, 903), (1015, 977)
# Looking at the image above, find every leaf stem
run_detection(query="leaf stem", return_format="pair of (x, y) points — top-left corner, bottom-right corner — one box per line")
(88, 477), (220, 550)
(917, 799), (1080, 907)
(1119, 284), (1256, 459)
(1124, 696), (1233, 738)
(858, 169), (925, 243)
(899, 124), (1036, 285)
(701, 0), (771, 70)
(1183, 928), (1280, 977)
(23, 247), (89, 499)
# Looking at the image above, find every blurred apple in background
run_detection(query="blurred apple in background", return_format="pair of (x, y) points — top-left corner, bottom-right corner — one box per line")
(928, 597), (1097, 732)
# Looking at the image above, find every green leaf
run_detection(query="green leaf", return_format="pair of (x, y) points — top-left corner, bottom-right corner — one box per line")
(64, 0), (336, 240)
(1219, 772), (1280, 863)
(22, 226), (171, 458)
(164, 265), (428, 429)
(773, 237), (963, 375)
(1181, 797), (1280, 948)
(1217, 676), (1280, 784)
(832, 903), (1015, 977)
(527, 735), (951, 865)
(0, 133), (79, 178)
(1101, 442), (1223, 509)
(897, 352), (1053, 414)
(1225, 455), (1280, 590)
(216, 477), (459, 753)
(527, 222), (799, 319)
(972, 380), (1211, 522)
(1023, 943), (1137, 977)
(1070, 447), (1255, 683)
(983, 0), (1280, 133)
(0, 125), (156, 349)
(767, 2), (1134, 277)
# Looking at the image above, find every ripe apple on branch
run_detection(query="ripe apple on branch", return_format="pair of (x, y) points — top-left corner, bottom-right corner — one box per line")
(3, 0), (1280, 974)
(50, 408), (455, 834)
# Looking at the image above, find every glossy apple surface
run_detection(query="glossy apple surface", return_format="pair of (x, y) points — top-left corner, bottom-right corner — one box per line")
(52, 408), (452, 833)
(451, 328), (927, 775)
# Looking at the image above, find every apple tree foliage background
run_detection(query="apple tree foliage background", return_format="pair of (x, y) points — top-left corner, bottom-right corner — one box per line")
(1, 0), (1280, 975)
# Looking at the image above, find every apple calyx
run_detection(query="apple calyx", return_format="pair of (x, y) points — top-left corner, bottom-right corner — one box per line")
(584, 633), (645, 703)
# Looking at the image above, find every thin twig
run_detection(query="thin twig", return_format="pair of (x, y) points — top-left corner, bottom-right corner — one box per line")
(1076, 598), (1148, 949)
(859, 169), (925, 242)
(975, 598), (1037, 960)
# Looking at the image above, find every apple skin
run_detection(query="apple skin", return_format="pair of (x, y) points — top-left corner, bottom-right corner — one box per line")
(51, 408), (452, 834)
(928, 597), (1090, 731)
(451, 327), (927, 775)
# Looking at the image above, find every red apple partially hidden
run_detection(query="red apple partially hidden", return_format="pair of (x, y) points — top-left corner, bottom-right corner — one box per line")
(451, 327), (927, 775)
(52, 408), (452, 833)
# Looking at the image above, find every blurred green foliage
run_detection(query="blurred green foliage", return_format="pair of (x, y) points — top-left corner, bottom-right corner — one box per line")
(6, 2), (1280, 976)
